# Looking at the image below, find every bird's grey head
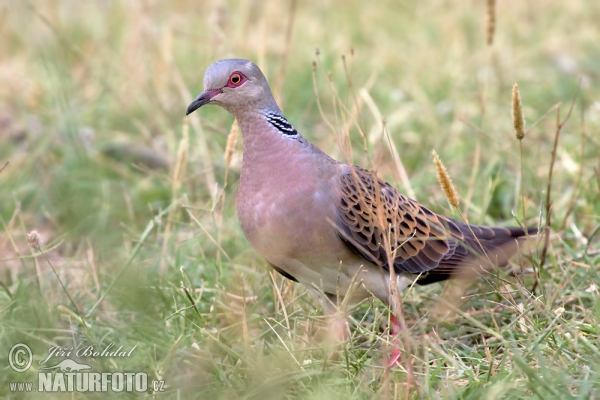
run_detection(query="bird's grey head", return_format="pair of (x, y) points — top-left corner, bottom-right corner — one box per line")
(186, 59), (279, 116)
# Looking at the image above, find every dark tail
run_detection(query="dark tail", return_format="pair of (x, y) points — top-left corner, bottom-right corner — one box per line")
(417, 224), (537, 285)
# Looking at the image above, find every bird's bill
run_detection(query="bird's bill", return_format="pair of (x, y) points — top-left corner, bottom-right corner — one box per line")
(186, 89), (222, 115)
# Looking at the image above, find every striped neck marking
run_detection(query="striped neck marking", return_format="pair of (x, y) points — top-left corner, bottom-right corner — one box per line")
(263, 111), (299, 137)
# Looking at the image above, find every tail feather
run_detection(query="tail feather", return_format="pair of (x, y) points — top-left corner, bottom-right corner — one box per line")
(416, 223), (537, 285)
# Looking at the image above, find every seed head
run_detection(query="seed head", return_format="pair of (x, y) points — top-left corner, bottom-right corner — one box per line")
(512, 83), (526, 140)
(225, 120), (238, 166)
(486, 0), (496, 46)
(432, 150), (460, 207)
(27, 230), (42, 251)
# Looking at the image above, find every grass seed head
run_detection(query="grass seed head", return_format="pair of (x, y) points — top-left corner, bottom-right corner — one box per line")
(512, 83), (526, 140)
(27, 230), (42, 250)
(486, 0), (496, 46)
(432, 150), (460, 207)
(225, 120), (238, 166)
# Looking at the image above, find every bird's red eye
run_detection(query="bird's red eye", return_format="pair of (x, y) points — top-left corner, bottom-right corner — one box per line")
(230, 73), (241, 85)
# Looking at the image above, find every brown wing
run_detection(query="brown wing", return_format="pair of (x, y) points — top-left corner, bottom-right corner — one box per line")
(335, 166), (534, 281)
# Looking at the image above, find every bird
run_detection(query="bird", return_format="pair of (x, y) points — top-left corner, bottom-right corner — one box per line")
(186, 58), (537, 364)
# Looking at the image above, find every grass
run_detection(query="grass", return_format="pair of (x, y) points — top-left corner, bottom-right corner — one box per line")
(1, 0), (599, 398)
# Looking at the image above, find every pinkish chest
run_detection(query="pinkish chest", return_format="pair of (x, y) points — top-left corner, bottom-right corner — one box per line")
(231, 112), (350, 281)
(236, 154), (335, 261)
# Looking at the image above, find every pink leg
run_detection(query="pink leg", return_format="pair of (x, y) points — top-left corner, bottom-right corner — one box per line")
(388, 312), (403, 367)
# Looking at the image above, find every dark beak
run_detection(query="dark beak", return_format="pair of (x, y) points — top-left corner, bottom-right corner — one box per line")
(185, 89), (221, 115)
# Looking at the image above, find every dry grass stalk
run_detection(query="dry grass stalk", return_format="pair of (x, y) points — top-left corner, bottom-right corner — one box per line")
(324, 64), (354, 164)
(311, 56), (341, 153)
(269, 271), (292, 333)
(168, 43), (217, 197)
(341, 54), (370, 161)
(161, 120), (189, 271)
(273, 0), (298, 103)
(240, 275), (250, 350)
(225, 120), (238, 167)
(373, 186), (416, 395)
(486, 0), (496, 46)
(595, 160), (600, 193)
(511, 83), (538, 289)
(432, 150), (459, 207)
(536, 80), (581, 292)
(561, 107), (586, 230)
(217, 119), (239, 268)
(365, 103), (415, 198)
(214, 120), (238, 268)
(27, 230), (89, 331)
(512, 83), (525, 140)
(173, 120), (189, 191)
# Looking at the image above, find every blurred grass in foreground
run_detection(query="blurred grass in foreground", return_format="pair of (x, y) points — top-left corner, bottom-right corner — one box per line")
(1, 1), (599, 398)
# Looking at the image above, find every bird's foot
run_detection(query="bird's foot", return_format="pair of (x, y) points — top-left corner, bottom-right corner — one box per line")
(388, 348), (403, 367)
(386, 311), (403, 368)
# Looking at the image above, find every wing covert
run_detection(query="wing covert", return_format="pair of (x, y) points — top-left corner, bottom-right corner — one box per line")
(335, 167), (464, 274)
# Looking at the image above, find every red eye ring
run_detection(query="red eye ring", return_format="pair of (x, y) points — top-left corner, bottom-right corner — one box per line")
(225, 71), (246, 88)
(230, 73), (242, 85)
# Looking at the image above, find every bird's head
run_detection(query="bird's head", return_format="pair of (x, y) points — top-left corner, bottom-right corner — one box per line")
(186, 59), (277, 116)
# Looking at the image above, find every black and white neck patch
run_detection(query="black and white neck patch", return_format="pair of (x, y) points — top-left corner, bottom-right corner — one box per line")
(263, 111), (299, 137)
